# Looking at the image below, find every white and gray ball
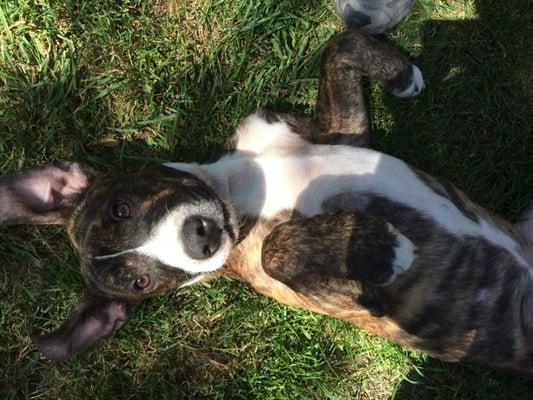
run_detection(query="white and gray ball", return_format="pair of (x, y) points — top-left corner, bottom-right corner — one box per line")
(333, 0), (416, 34)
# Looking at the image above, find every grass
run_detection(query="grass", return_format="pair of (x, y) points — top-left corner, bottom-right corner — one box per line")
(0, 0), (532, 398)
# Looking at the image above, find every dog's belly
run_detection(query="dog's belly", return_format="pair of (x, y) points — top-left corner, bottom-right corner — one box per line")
(214, 146), (529, 269)
(224, 211), (488, 364)
(223, 207), (533, 371)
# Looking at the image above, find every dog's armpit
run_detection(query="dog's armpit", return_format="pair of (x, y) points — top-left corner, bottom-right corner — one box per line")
(261, 212), (416, 288)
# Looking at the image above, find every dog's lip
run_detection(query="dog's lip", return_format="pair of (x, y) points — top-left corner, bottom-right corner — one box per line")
(220, 201), (239, 244)
(225, 224), (238, 245)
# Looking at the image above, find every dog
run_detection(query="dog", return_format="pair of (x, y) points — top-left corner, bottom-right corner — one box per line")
(1, 31), (532, 375)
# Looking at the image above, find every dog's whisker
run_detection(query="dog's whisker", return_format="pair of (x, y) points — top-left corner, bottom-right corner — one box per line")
(178, 273), (206, 288)
(93, 248), (139, 261)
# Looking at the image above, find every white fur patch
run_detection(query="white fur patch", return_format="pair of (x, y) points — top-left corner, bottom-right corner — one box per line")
(136, 211), (233, 273)
(94, 209), (233, 274)
(184, 115), (529, 270)
(377, 224), (416, 286)
(393, 64), (425, 98)
(233, 113), (306, 154)
(389, 224), (416, 273)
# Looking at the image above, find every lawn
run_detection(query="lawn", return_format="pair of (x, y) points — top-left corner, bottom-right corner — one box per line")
(1, 0), (532, 398)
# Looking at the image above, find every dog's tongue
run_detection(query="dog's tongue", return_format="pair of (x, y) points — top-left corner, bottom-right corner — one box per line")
(32, 294), (137, 361)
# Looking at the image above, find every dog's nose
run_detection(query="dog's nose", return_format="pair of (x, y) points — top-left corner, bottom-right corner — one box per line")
(181, 216), (222, 260)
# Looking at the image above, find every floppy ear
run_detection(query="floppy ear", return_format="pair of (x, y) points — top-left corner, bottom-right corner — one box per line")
(0, 162), (94, 225)
(32, 293), (139, 361)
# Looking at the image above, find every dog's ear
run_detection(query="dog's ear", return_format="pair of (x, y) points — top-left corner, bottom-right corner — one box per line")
(32, 292), (139, 361)
(0, 161), (96, 225)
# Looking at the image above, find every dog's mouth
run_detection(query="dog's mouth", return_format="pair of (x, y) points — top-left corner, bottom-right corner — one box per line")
(222, 202), (239, 244)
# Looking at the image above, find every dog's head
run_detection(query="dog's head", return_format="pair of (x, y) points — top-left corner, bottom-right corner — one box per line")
(0, 162), (239, 360)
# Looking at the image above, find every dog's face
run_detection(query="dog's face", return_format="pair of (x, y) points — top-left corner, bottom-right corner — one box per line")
(0, 162), (238, 360)
(71, 166), (238, 301)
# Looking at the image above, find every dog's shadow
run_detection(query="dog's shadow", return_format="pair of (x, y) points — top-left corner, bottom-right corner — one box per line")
(393, 357), (533, 400)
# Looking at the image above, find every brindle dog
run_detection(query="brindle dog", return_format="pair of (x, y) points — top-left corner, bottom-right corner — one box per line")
(1, 31), (532, 375)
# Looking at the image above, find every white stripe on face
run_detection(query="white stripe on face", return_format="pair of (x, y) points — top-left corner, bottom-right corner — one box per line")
(94, 208), (234, 274)
(136, 209), (233, 273)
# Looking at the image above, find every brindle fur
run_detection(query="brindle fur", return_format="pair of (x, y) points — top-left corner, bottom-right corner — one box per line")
(217, 201), (531, 369)
(210, 32), (533, 373)
(413, 168), (530, 249)
(314, 31), (413, 146)
(262, 212), (406, 286)
(2, 31), (533, 374)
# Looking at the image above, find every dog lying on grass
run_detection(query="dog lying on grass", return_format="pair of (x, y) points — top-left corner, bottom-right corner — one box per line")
(1, 31), (532, 375)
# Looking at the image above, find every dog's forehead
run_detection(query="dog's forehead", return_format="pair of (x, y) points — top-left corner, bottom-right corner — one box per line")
(90, 167), (202, 200)
(69, 167), (209, 244)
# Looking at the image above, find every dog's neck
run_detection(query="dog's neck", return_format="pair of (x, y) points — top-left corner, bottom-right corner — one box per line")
(166, 160), (232, 202)
(167, 154), (270, 222)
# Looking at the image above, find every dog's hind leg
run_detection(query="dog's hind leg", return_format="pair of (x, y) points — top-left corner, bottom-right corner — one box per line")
(314, 31), (424, 147)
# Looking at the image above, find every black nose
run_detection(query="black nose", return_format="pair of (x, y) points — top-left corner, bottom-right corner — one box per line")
(181, 216), (222, 260)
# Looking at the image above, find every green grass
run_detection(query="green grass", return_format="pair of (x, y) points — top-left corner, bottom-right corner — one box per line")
(1, 0), (532, 398)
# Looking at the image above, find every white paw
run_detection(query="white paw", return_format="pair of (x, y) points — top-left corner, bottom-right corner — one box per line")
(392, 230), (416, 272)
(379, 225), (416, 286)
(393, 64), (425, 98)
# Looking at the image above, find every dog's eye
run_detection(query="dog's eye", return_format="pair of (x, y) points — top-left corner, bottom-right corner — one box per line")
(133, 275), (150, 291)
(110, 201), (132, 220)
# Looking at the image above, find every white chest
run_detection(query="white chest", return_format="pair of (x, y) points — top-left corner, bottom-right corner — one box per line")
(169, 112), (528, 267)
(205, 146), (527, 267)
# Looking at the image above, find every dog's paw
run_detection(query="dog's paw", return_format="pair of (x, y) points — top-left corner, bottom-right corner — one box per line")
(381, 227), (416, 286)
(392, 64), (425, 98)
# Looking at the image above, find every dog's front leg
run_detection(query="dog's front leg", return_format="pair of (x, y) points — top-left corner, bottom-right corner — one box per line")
(261, 212), (416, 291)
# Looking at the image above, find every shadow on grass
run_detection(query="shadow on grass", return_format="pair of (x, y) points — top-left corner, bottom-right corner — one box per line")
(378, 0), (532, 218)
(394, 358), (533, 400)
